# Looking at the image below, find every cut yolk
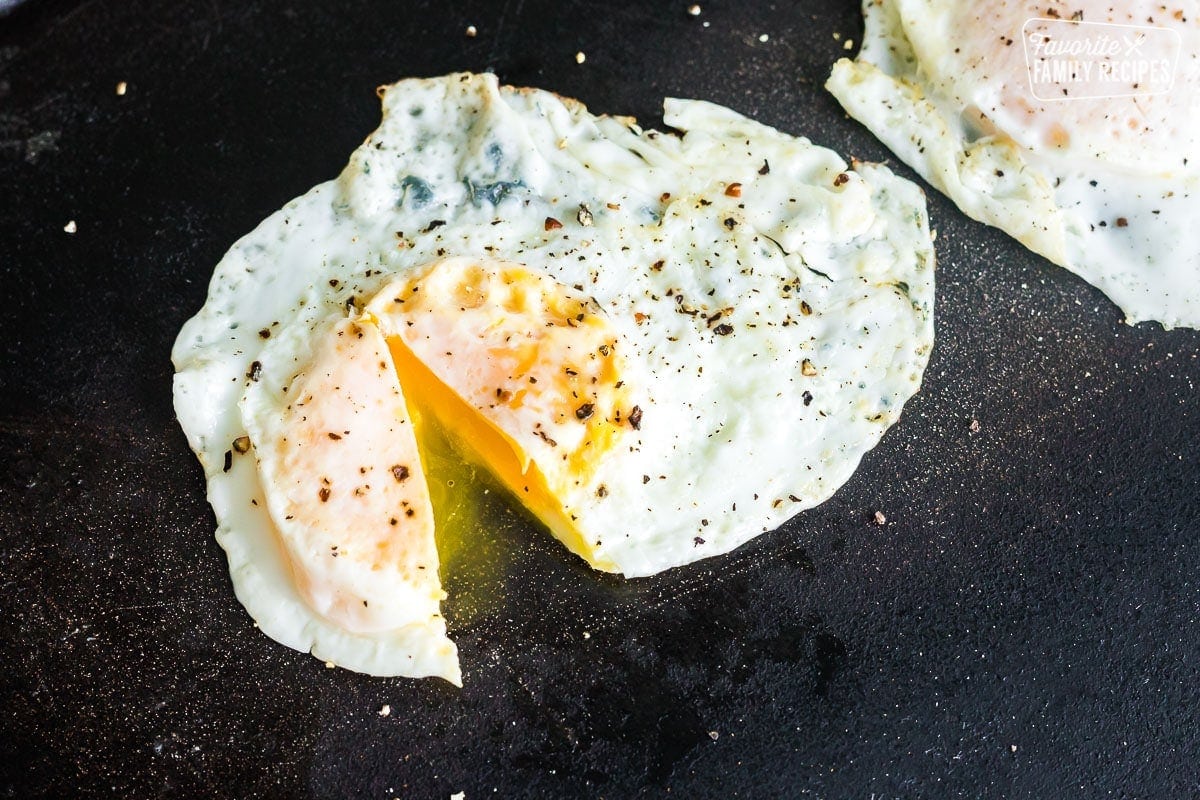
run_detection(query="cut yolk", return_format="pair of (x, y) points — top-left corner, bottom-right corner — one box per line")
(365, 257), (635, 572)
(246, 257), (635, 645)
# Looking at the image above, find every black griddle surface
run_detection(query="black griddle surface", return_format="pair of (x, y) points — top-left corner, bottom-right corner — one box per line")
(2, 1), (1198, 797)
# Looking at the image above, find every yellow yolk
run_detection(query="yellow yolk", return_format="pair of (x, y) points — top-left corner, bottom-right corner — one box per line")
(365, 257), (635, 572)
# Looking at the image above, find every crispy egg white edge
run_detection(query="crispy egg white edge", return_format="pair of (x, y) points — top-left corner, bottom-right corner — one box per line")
(826, 0), (1200, 329)
(172, 74), (935, 675)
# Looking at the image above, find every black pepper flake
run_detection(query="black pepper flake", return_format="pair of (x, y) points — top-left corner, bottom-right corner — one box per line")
(643, 475), (651, 484)
(328, 432), (342, 440)
(758, 159), (770, 175)
(318, 487), (331, 503)
(714, 323), (733, 336)
(258, 328), (271, 339)
(800, 300), (813, 316)
(723, 217), (737, 230)
(222, 450), (233, 473)
(421, 219), (446, 233)
(833, 172), (849, 187)
(577, 204), (594, 227)
(1115, 217), (1128, 227)
(628, 405), (643, 430)
(693, 536), (705, 546)
(545, 217), (563, 231)
(405, 508), (415, 517)
(802, 390), (813, 406)
(599, 344), (611, 356)
(596, 485), (608, 498)
(247, 361), (262, 382)
(575, 403), (595, 421)
(391, 465), (411, 482)
(232, 435), (251, 454)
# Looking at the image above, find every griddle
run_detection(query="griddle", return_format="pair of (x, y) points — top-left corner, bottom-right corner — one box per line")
(2, 0), (1198, 796)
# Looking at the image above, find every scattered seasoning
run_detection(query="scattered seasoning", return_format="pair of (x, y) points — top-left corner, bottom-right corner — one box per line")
(714, 323), (733, 336)
(801, 359), (817, 376)
(545, 216), (563, 231)
(843, 38), (854, 50)
(694, 536), (705, 546)
(577, 204), (594, 227)
(723, 217), (737, 230)
(801, 390), (813, 406)
(708, 731), (720, 741)
(724, 182), (743, 197)
(391, 464), (411, 482)
(327, 432), (342, 440)
(758, 160), (770, 175)
(628, 405), (643, 430)
(758, 33), (769, 42)
(1115, 217), (1128, 228)
(465, 24), (477, 37)
(596, 485), (608, 498)
(606, 202), (621, 210)
(688, 4), (702, 15)
(598, 343), (611, 356)
(319, 487), (331, 503)
(575, 51), (586, 64)
(799, 300), (813, 316)
(833, 172), (849, 187)
(115, 81), (128, 96)
(63, 220), (77, 234)
(222, 450), (233, 473)
(248, 360), (262, 381)
(873, 510), (887, 525)
(575, 403), (596, 421)
(643, 475), (651, 484)
(969, 418), (981, 433)
(232, 435), (251, 454)
(421, 219), (446, 233)
(378, 705), (391, 717)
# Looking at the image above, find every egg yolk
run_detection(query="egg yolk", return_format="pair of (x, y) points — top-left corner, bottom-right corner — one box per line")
(365, 257), (634, 572)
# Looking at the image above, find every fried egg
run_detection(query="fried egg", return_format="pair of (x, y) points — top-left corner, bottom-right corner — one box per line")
(827, 0), (1200, 328)
(172, 73), (935, 681)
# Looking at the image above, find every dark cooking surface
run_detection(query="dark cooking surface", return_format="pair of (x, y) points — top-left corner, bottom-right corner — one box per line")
(2, 0), (1198, 797)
